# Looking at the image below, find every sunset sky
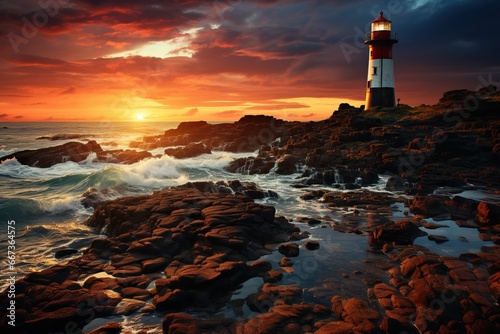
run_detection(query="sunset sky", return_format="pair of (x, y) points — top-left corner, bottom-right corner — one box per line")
(0, 0), (498, 122)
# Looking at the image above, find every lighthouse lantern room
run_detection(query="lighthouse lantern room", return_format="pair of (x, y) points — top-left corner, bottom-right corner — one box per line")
(364, 11), (398, 109)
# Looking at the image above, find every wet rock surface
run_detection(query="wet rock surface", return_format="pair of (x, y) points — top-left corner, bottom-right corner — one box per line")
(126, 87), (500, 196)
(0, 183), (297, 333)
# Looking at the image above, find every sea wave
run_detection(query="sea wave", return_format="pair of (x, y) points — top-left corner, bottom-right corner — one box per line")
(0, 221), (99, 291)
(0, 155), (190, 220)
(0, 195), (89, 222)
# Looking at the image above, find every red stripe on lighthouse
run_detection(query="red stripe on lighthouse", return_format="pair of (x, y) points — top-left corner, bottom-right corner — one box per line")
(370, 46), (393, 60)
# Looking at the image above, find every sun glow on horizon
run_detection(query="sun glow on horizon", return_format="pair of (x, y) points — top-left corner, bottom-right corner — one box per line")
(136, 113), (144, 120)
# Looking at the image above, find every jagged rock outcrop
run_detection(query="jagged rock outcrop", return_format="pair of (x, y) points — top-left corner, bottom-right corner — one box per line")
(0, 141), (152, 168)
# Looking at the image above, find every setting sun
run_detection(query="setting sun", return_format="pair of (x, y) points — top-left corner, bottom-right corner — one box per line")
(137, 113), (145, 121)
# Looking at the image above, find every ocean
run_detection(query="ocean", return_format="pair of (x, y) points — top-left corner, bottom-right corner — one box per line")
(0, 121), (497, 321)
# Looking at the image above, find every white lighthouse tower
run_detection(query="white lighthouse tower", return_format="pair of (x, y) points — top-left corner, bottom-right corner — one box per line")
(364, 11), (398, 109)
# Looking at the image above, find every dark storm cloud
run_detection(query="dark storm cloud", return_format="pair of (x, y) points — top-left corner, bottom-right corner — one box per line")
(1, 0), (498, 107)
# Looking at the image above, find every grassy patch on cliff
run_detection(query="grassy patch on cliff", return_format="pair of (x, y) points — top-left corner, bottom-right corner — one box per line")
(363, 104), (416, 122)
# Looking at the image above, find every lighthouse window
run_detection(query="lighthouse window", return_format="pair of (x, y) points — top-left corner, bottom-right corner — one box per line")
(373, 22), (391, 31)
(373, 67), (378, 75)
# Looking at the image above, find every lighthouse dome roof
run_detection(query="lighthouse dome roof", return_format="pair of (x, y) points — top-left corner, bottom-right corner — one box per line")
(372, 11), (391, 23)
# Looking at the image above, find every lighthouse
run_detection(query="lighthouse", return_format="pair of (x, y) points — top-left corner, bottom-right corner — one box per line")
(364, 11), (398, 109)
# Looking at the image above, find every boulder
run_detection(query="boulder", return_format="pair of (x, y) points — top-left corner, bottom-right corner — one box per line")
(276, 155), (299, 175)
(278, 243), (300, 257)
(0, 141), (102, 168)
(371, 220), (427, 245)
(386, 176), (407, 191)
(439, 89), (474, 106)
(409, 195), (448, 217)
(86, 322), (122, 334)
(305, 241), (320, 250)
(164, 143), (211, 159)
(225, 157), (275, 174)
(477, 202), (500, 225)
(331, 296), (380, 325)
(176, 121), (209, 132)
(54, 248), (78, 259)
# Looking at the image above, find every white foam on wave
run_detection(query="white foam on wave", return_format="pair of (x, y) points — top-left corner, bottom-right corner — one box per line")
(176, 150), (257, 170)
(0, 157), (33, 178)
(0, 156), (96, 180)
(39, 195), (88, 216)
(112, 155), (186, 190)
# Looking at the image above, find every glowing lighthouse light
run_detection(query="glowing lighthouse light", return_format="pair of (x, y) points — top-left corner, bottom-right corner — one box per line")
(364, 11), (398, 109)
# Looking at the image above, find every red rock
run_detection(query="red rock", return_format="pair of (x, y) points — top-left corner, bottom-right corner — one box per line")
(455, 220), (479, 228)
(111, 265), (143, 277)
(390, 295), (415, 309)
(407, 278), (436, 306)
(164, 143), (211, 159)
(313, 304), (332, 316)
(114, 299), (146, 315)
(246, 284), (303, 313)
(280, 257), (294, 267)
(24, 265), (71, 285)
(120, 287), (150, 299)
(409, 195), (448, 217)
(243, 312), (285, 334)
(467, 319), (496, 334)
(26, 305), (113, 332)
(339, 297), (380, 325)
(86, 322), (122, 334)
(278, 243), (300, 257)
(121, 275), (152, 289)
(142, 257), (170, 273)
(154, 289), (192, 311)
(423, 222), (449, 229)
(276, 155), (299, 175)
(477, 201), (500, 225)
(379, 316), (419, 334)
(469, 293), (495, 308)
(449, 268), (476, 282)
(263, 270), (283, 283)
(282, 322), (302, 334)
(305, 241), (320, 250)
(400, 254), (440, 277)
(315, 321), (355, 334)
(162, 313), (199, 334)
(371, 220), (426, 245)
(273, 303), (312, 319)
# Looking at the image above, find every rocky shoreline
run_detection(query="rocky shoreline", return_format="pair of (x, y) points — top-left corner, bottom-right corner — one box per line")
(1, 87), (500, 333)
